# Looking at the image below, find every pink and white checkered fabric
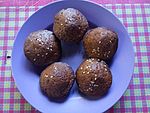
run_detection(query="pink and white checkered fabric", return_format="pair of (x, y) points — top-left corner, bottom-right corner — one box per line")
(0, 4), (150, 113)
(0, 0), (150, 6)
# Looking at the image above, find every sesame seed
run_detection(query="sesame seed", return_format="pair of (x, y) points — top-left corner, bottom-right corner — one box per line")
(45, 74), (48, 77)
(42, 55), (44, 57)
(99, 41), (101, 44)
(37, 54), (40, 56)
(91, 58), (95, 61)
(105, 68), (107, 71)
(80, 67), (83, 70)
(94, 84), (99, 87)
(110, 40), (112, 43)
(47, 47), (50, 50)
(92, 49), (96, 53)
(50, 76), (53, 78)
(35, 48), (37, 50)
(61, 23), (63, 26)
(87, 72), (89, 74)
(89, 68), (92, 71)
(83, 72), (85, 74)
(65, 20), (67, 23)
(45, 53), (48, 55)
(33, 58), (36, 61)
(104, 65), (107, 67)
(89, 88), (93, 91)
(94, 78), (97, 80)
(88, 60), (92, 63)
(90, 81), (94, 84)
(95, 74), (97, 77)
(50, 48), (53, 51)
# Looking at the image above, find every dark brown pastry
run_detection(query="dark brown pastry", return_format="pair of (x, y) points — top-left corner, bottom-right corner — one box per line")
(76, 58), (112, 98)
(53, 8), (89, 43)
(40, 62), (75, 99)
(83, 27), (118, 60)
(24, 30), (61, 66)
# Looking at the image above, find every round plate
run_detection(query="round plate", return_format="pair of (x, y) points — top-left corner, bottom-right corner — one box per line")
(11, 0), (134, 113)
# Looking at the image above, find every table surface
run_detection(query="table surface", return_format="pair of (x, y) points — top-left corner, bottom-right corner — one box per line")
(0, 0), (150, 6)
(0, 0), (150, 113)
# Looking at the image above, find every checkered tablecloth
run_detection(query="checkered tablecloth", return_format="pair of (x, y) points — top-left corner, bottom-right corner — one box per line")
(0, 4), (150, 113)
(0, 0), (150, 6)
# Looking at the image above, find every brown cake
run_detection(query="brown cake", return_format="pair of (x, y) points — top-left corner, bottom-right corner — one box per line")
(83, 27), (118, 60)
(40, 62), (75, 99)
(76, 58), (112, 98)
(53, 8), (89, 43)
(24, 30), (61, 66)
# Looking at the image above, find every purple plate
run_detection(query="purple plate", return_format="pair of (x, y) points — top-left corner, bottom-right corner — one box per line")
(11, 0), (134, 113)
